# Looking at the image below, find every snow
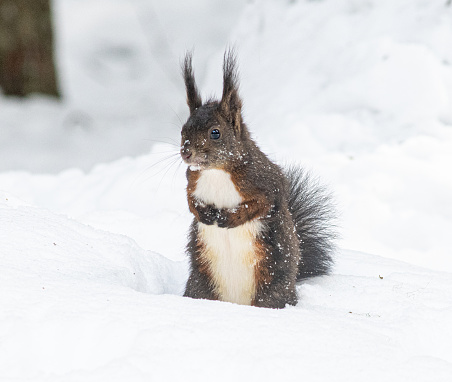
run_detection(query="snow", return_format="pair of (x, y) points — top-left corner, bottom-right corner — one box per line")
(1, 0), (452, 380)
(2, 194), (452, 380)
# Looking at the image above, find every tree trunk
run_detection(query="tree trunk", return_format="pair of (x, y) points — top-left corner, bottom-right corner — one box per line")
(0, 0), (60, 97)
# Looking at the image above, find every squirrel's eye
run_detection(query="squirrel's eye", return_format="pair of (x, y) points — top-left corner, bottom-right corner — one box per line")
(210, 129), (220, 140)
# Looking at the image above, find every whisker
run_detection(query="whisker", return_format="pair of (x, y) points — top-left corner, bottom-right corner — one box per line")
(143, 138), (180, 147)
(145, 153), (180, 172)
(171, 158), (184, 186)
(169, 104), (184, 126)
(167, 121), (183, 130)
(138, 155), (180, 189)
(145, 150), (180, 156)
(154, 156), (185, 191)
(136, 157), (178, 186)
(129, 153), (179, 189)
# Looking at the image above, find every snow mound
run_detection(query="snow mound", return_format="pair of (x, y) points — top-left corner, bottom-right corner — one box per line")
(1, 196), (452, 381)
(0, 194), (186, 297)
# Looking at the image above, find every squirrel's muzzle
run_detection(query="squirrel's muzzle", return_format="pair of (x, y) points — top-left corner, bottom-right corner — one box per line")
(181, 147), (192, 162)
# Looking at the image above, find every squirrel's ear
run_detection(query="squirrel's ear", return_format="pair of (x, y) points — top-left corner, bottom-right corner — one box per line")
(182, 52), (202, 114)
(219, 49), (242, 135)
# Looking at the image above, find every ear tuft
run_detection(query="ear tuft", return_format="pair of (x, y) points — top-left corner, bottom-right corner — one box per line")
(220, 48), (242, 134)
(182, 52), (202, 113)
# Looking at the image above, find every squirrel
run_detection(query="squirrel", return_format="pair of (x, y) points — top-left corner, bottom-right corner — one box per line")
(180, 49), (336, 309)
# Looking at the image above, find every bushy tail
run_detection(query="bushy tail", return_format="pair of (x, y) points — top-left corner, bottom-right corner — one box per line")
(285, 166), (337, 281)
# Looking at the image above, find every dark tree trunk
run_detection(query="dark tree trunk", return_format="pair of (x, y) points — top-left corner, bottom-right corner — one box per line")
(0, 0), (60, 97)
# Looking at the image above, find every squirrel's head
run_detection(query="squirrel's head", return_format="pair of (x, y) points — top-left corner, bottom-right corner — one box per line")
(180, 50), (247, 170)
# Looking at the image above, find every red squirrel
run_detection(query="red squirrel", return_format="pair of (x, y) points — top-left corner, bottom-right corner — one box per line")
(180, 50), (335, 308)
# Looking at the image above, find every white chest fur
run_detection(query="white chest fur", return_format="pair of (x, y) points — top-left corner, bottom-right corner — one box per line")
(192, 169), (263, 305)
(192, 169), (242, 209)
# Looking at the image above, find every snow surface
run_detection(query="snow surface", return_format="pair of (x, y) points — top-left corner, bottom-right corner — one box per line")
(2, 193), (452, 381)
(1, 0), (452, 380)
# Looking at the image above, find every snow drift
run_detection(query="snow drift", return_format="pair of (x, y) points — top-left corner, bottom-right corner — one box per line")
(1, 189), (452, 381)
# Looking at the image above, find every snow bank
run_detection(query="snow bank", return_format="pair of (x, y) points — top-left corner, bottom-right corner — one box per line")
(1, 194), (452, 381)
(0, 194), (185, 377)
(0, 145), (189, 260)
(0, 193), (185, 295)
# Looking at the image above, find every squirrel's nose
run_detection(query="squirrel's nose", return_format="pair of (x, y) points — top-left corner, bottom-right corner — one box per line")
(181, 147), (192, 161)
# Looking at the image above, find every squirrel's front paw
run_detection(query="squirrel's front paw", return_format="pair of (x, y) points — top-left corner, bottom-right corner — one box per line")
(216, 210), (229, 228)
(197, 205), (219, 226)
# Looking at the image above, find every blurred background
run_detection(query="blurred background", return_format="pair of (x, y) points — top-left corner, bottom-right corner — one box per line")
(0, 0), (246, 172)
(1, 0), (452, 272)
